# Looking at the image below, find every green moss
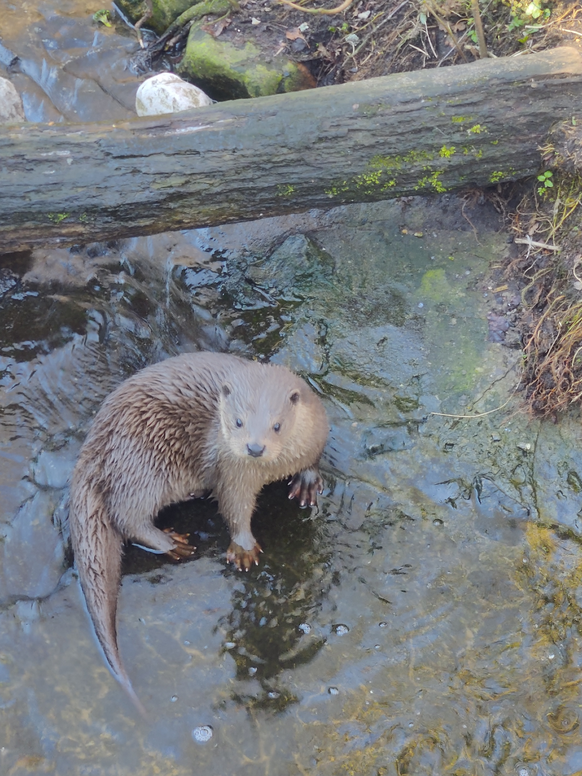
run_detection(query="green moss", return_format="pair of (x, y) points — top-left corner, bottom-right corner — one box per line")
(179, 27), (309, 98)
(468, 124), (486, 135)
(115, 0), (195, 33)
(48, 213), (69, 223)
(439, 145), (456, 158)
(415, 170), (446, 193)
(277, 184), (296, 196)
(489, 171), (505, 183)
(451, 115), (471, 123)
(369, 149), (435, 171)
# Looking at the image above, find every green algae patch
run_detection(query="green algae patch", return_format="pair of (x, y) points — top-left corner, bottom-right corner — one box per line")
(115, 0), (195, 33)
(179, 27), (313, 99)
(419, 268), (450, 302)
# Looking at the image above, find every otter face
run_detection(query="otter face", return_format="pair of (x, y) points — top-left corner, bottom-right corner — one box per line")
(218, 380), (301, 462)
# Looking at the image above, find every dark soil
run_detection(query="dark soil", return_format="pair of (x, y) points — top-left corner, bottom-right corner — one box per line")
(142, 0), (582, 86)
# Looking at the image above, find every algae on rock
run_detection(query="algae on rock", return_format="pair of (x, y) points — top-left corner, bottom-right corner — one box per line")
(116, 0), (195, 34)
(179, 27), (315, 100)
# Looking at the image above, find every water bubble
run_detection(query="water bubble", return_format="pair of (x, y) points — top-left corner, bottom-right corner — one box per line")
(298, 623), (311, 634)
(192, 725), (213, 743)
(547, 704), (579, 734)
(379, 621), (388, 628)
(333, 624), (349, 635)
(171, 695), (178, 702)
(328, 687), (339, 695)
(267, 691), (280, 699)
(433, 518), (444, 527)
(224, 642), (236, 650)
(248, 666), (258, 676)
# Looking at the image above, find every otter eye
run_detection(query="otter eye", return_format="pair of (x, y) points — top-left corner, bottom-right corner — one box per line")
(236, 418), (243, 428)
(273, 422), (281, 433)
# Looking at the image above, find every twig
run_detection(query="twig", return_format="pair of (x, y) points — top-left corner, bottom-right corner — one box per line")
(278, 0), (355, 15)
(134, 0), (153, 47)
(514, 236), (561, 251)
(424, 0), (468, 63)
(429, 385), (519, 419)
(471, 0), (489, 58)
(349, 0), (410, 58)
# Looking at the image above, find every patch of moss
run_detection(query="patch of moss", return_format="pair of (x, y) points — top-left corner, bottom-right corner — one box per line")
(179, 27), (310, 99)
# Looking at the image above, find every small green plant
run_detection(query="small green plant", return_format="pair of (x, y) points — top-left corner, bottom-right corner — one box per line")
(48, 213), (69, 223)
(537, 170), (554, 195)
(506, 0), (550, 32)
(93, 9), (113, 27)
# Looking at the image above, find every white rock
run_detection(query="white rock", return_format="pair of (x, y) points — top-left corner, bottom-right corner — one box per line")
(135, 73), (213, 117)
(0, 77), (25, 124)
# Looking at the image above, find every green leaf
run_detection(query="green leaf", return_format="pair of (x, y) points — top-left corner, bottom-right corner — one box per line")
(93, 9), (112, 27)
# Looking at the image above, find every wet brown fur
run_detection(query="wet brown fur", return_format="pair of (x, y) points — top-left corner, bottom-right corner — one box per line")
(69, 352), (328, 706)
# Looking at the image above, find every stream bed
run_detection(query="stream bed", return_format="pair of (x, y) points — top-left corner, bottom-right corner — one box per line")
(2, 198), (582, 776)
(3, 2), (582, 775)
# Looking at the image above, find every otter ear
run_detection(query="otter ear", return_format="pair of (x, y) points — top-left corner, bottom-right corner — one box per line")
(222, 383), (232, 398)
(289, 389), (301, 405)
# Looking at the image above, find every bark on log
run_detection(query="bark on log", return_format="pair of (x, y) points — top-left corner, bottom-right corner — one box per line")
(1, 47), (582, 252)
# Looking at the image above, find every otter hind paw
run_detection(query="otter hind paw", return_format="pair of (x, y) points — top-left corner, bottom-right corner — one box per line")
(164, 529), (196, 560)
(226, 541), (262, 572)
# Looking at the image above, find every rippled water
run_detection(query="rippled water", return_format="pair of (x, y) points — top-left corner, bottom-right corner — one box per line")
(3, 2), (582, 774)
(1, 198), (581, 775)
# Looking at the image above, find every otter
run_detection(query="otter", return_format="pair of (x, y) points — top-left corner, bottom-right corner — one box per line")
(69, 352), (328, 708)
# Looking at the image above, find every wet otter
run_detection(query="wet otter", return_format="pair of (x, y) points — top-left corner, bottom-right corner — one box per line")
(69, 352), (328, 708)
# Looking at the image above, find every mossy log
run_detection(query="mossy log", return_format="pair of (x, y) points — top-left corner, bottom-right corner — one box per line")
(1, 47), (582, 252)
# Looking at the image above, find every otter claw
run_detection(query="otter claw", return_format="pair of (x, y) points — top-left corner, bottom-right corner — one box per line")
(164, 530), (196, 560)
(226, 541), (262, 572)
(288, 469), (323, 507)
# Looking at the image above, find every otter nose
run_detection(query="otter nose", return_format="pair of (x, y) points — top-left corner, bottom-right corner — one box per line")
(247, 443), (265, 458)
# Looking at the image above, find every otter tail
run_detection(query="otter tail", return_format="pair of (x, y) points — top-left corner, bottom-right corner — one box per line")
(69, 490), (146, 716)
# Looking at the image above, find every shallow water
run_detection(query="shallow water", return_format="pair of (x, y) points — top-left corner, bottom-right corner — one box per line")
(1, 194), (582, 775)
(3, 3), (582, 774)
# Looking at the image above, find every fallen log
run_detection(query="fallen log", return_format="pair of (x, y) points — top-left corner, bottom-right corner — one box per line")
(1, 47), (582, 252)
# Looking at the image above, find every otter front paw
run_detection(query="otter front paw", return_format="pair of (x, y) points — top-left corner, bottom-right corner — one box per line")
(226, 541), (262, 571)
(164, 529), (196, 560)
(288, 468), (324, 507)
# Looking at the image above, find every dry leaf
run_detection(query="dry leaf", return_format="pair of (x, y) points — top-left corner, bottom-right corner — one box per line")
(286, 27), (306, 41)
(200, 17), (232, 37)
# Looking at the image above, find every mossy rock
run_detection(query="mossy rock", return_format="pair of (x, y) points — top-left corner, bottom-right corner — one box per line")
(115, 0), (194, 34)
(179, 27), (315, 100)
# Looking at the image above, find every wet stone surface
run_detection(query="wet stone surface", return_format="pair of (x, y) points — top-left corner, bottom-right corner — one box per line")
(1, 195), (582, 774)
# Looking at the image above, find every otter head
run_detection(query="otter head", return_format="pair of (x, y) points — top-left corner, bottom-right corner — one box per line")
(218, 377), (302, 462)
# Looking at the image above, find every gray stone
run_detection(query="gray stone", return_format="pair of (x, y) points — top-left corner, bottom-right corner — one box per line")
(0, 77), (24, 124)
